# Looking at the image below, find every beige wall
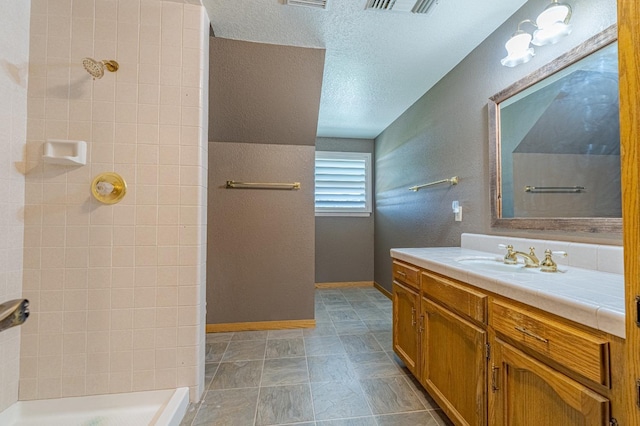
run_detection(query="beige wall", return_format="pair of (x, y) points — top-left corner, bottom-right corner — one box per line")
(0, 0), (30, 413)
(21, 0), (209, 402)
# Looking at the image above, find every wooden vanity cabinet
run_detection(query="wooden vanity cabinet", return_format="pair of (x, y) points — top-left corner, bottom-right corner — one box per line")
(392, 261), (421, 376)
(490, 338), (610, 426)
(420, 271), (488, 426)
(488, 300), (611, 426)
(391, 258), (617, 426)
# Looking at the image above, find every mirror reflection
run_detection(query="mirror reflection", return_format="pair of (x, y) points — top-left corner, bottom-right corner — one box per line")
(489, 26), (621, 232)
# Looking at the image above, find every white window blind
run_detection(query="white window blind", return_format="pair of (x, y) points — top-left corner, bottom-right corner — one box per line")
(315, 151), (372, 215)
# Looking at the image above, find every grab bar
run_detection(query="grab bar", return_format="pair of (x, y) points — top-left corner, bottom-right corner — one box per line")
(226, 181), (301, 190)
(409, 176), (459, 192)
(524, 186), (585, 193)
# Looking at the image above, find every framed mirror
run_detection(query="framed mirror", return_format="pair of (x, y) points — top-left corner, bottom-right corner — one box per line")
(488, 25), (620, 233)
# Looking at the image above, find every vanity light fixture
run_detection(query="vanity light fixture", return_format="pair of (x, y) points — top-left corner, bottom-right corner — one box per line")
(501, 0), (573, 67)
(501, 20), (536, 67)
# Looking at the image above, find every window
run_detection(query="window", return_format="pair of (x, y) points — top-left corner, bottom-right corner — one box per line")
(315, 151), (372, 216)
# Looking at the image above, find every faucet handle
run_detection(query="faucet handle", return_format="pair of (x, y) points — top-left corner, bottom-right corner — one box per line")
(540, 249), (567, 272)
(499, 244), (517, 264)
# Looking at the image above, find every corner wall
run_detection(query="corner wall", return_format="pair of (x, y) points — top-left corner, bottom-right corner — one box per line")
(206, 37), (324, 326)
(0, 0), (30, 412)
(374, 0), (618, 292)
(21, 0), (209, 402)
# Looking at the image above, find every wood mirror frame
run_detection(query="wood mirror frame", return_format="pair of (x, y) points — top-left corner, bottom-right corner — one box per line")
(488, 25), (621, 233)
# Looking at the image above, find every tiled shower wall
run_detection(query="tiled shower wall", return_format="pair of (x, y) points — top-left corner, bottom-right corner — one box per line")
(21, 0), (208, 401)
(0, 0), (30, 413)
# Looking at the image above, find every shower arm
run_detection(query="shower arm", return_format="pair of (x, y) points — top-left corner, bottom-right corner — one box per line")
(0, 299), (29, 333)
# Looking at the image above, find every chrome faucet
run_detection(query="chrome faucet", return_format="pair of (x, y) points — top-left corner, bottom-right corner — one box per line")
(501, 245), (540, 268)
(0, 299), (29, 333)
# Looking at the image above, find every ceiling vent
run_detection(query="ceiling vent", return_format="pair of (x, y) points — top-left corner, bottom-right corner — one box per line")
(365, 0), (438, 14)
(284, 0), (330, 10)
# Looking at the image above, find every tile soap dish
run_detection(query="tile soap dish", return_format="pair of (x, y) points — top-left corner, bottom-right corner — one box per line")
(43, 139), (87, 166)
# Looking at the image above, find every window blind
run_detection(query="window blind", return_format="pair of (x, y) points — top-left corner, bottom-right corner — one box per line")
(315, 152), (371, 214)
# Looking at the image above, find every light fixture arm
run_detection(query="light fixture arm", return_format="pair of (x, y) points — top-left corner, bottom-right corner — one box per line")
(516, 19), (538, 32)
(548, 0), (572, 24)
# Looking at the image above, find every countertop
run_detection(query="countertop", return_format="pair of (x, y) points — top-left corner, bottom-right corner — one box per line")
(390, 247), (625, 338)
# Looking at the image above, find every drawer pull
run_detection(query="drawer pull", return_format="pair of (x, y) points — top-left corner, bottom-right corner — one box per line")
(515, 326), (549, 343)
(397, 271), (407, 276)
(491, 365), (500, 392)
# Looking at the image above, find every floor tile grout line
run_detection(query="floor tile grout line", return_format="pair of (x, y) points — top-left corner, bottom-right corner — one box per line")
(195, 288), (427, 426)
(301, 337), (317, 424)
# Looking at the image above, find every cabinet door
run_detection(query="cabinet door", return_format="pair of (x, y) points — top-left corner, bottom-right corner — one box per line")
(392, 281), (420, 376)
(421, 298), (487, 426)
(490, 338), (609, 426)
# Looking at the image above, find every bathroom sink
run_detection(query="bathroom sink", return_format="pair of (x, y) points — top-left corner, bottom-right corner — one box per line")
(455, 256), (541, 274)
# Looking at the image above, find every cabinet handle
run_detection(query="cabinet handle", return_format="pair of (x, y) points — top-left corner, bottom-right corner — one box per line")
(491, 365), (500, 392)
(411, 307), (416, 326)
(514, 326), (549, 343)
(397, 271), (406, 277)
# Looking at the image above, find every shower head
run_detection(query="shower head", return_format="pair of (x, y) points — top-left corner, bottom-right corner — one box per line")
(82, 57), (119, 79)
(0, 299), (29, 333)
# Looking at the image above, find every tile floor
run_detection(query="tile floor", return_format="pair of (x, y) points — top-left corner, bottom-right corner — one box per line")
(180, 287), (453, 426)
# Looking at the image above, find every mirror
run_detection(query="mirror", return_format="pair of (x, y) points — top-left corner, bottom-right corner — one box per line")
(488, 25), (620, 233)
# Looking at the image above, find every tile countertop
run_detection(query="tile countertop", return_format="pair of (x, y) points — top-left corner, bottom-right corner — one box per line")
(390, 247), (625, 338)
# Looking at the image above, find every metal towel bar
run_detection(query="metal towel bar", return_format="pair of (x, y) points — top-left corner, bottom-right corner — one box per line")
(524, 186), (585, 193)
(226, 181), (301, 190)
(409, 176), (459, 192)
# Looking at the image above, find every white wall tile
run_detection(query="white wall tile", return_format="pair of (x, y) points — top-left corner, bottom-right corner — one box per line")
(20, 0), (207, 404)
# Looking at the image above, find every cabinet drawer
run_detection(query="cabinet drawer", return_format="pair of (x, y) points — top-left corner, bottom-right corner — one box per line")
(393, 261), (420, 290)
(421, 271), (487, 325)
(491, 300), (610, 387)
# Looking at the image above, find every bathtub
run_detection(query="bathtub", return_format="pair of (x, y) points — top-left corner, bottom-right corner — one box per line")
(0, 387), (189, 425)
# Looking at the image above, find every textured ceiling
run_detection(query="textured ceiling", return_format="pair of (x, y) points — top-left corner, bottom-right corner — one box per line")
(203, 0), (528, 139)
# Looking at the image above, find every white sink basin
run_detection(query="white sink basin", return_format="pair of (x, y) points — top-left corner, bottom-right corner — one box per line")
(455, 256), (542, 274)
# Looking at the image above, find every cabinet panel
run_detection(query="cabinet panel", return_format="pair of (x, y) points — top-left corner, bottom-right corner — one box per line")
(422, 271), (487, 324)
(393, 281), (420, 376)
(491, 300), (610, 386)
(421, 297), (487, 426)
(393, 261), (420, 290)
(490, 339), (609, 426)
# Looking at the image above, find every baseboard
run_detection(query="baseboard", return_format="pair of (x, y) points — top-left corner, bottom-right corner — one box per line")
(206, 319), (316, 333)
(315, 281), (374, 288)
(374, 281), (392, 299)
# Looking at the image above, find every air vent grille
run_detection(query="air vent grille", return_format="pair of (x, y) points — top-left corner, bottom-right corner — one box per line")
(365, 0), (396, 11)
(412, 0), (438, 14)
(365, 0), (438, 14)
(285, 0), (330, 10)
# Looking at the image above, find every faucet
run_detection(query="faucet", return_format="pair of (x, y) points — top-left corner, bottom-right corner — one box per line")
(0, 299), (29, 333)
(501, 245), (540, 268)
(540, 249), (568, 272)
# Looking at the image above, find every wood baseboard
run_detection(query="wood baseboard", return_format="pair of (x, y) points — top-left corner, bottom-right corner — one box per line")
(315, 281), (374, 288)
(374, 281), (392, 299)
(206, 319), (316, 333)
